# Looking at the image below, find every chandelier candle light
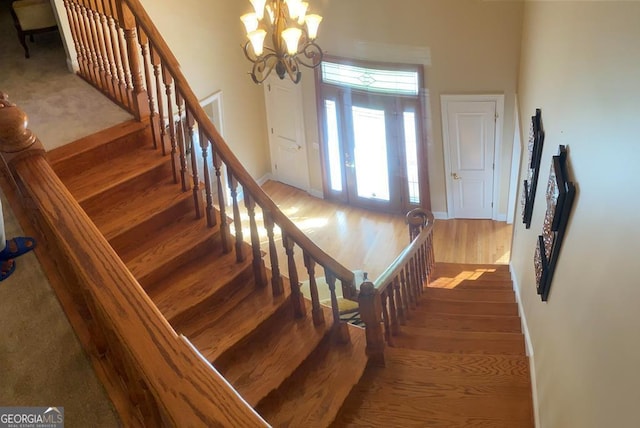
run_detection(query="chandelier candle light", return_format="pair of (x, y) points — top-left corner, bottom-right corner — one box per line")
(241, 0), (323, 84)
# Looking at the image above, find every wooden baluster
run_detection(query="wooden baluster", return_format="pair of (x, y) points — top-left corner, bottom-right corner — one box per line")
(417, 245), (425, 291)
(89, 0), (109, 92)
(161, 69), (178, 184)
(72, 0), (90, 79)
(404, 265), (416, 309)
(198, 128), (215, 226)
(106, 1), (127, 105)
(428, 231), (435, 279)
(263, 211), (283, 296)
(227, 174), (245, 262)
(244, 194), (267, 287)
(380, 290), (392, 345)
(387, 282), (400, 335)
(303, 252), (324, 326)
(399, 269), (411, 317)
(116, 0), (150, 119)
(358, 282), (385, 366)
(149, 44), (166, 155)
(410, 257), (420, 303)
(77, 2), (98, 84)
(325, 271), (350, 344)
(80, 0), (102, 88)
(394, 276), (406, 325)
(116, 24), (133, 108)
(282, 233), (305, 318)
(137, 27), (160, 150)
(212, 150), (231, 252)
(174, 91), (189, 191)
(99, 0), (118, 98)
(185, 110), (203, 217)
(63, 1), (86, 77)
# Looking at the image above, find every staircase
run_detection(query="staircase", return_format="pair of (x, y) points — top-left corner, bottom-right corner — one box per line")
(47, 120), (368, 426)
(334, 263), (534, 427)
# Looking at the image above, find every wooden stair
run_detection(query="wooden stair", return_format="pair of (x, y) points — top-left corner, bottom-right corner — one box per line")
(334, 263), (535, 427)
(47, 120), (368, 427)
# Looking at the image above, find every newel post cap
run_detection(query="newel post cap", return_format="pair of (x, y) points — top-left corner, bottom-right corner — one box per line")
(0, 93), (38, 154)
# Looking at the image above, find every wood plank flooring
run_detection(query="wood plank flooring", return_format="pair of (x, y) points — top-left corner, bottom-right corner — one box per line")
(257, 181), (513, 282)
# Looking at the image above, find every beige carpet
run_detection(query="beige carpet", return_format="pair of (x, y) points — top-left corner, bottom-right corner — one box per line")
(1, 1), (123, 426)
(0, 0), (131, 150)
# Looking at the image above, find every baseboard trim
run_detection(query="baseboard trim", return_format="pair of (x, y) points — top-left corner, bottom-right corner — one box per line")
(256, 173), (272, 186)
(433, 211), (448, 220)
(510, 266), (540, 428)
(495, 213), (507, 222)
(307, 188), (324, 199)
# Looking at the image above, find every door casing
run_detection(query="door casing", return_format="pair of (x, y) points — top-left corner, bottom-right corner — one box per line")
(441, 94), (504, 220)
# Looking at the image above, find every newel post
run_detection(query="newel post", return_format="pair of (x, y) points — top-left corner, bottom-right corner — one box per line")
(0, 94), (46, 167)
(358, 281), (385, 366)
(115, 0), (150, 120)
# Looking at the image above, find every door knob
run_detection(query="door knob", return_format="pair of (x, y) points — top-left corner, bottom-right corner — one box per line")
(452, 172), (461, 180)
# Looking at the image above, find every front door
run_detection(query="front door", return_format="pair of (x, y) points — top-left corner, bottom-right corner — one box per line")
(443, 99), (497, 219)
(264, 76), (310, 191)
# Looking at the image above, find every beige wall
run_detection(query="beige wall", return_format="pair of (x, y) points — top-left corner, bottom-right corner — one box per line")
(513, 2), (640, 427)
(301, 0), (523, 215)
(138, 0), (270, 179)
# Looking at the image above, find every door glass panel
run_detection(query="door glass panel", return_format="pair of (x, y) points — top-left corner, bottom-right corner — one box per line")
(352, 105), (390, 201)
(403, 111), (420, 204)
(324, 99), (343, 192)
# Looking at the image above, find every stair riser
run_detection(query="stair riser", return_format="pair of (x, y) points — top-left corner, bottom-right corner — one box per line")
(409, 314), (522, 333)
(80, 160), (173, 209)
(416, 300), (519, 317)
(394, 335), (525, 355)
(51, 122), (150, 179)
(133, 234), (220, 289)
(169, 266), (255, 327)
(109, 196), (194, 256)
(425, 289), (516, 303)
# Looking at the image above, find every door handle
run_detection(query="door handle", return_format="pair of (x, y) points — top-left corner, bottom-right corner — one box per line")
(452, 172), (461, 180)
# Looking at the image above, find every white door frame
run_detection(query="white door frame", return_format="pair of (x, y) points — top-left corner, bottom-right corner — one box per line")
(441, 94), (504, 220)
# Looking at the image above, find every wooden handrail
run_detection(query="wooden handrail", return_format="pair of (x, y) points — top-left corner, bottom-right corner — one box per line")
(118, 0), (354, 286)
(359, 208), (435, 365)
(0, 95), (267, 426)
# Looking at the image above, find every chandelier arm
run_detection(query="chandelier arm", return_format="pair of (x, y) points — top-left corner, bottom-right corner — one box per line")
(281, 56), (302, 83)
(251, 53), (279, 84)
(296, 40), (324, 69)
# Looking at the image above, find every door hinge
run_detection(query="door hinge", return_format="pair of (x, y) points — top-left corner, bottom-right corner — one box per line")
(274, 163), (278, 171)
(268, 83), (271, 91)
(271, 127), (274, 134)
(491, 202), (494, 208)
(495, 112), (499, 121)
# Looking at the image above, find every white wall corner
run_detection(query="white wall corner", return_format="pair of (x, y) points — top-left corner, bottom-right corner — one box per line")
(495, 213), (507, 222)
(510, 265), (541, 428)
(256, 173), (273, 186)
(67, 57), (79, 73)
(433, 211), (449, 220)
(307, 188), (324, 199)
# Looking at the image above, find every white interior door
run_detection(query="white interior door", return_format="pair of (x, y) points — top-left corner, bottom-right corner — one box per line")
(443, 99), (497, 219)
(264, 76), (310, 191)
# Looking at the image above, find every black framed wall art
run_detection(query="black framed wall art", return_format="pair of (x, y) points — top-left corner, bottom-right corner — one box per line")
(522, 108), (544, 229)
(534, 145), (576, 301)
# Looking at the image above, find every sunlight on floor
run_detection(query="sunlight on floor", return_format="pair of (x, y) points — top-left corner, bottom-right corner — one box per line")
(429, 269), (499, 289)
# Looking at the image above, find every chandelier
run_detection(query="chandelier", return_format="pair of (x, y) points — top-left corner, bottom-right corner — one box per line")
(241, 0), (323, 84)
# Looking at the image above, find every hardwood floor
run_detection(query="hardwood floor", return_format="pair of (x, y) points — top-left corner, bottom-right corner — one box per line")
(258, 181), (513, 281)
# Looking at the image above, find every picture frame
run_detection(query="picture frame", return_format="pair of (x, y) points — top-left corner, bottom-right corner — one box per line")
(522, 108), (545, 229)
(535, 145), (576, 301)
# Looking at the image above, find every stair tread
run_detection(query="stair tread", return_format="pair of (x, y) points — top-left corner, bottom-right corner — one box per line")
(47, 119), (146, 167)
(62, 145), (167, 203)
(424, 287), (515, 303)
(257, 326), (368, 427)
(407, 311), (522, 333)
(392, 326), (525, 355)
(184, 277), (292, 362)
(415, 298), (519, 317)
(149, 247), (252, 323)
(121, 210), (217, 283)
(90, 177), (191, 241)
(215, 302), (333, 407)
